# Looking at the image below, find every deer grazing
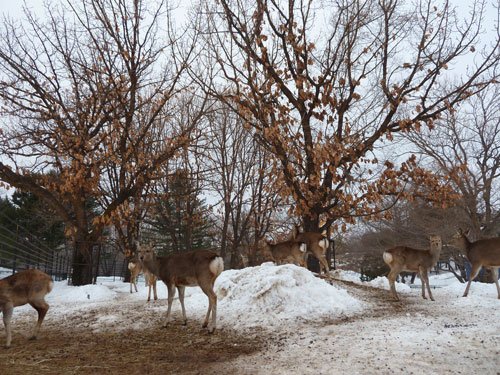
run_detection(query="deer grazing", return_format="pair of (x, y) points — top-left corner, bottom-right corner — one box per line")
(128, 258), (158, 302)
(383, 235), (442, 301)
(261, 239), (307, 267)
(138, 244), (224, 333)
(293, 227), (330, 275)
(450, 229), (500, 299)
(0, 269), (53, 348)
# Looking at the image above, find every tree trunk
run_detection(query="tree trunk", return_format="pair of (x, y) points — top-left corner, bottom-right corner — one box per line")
(303, 215), (321, 273)
(71, 240), (94, 286)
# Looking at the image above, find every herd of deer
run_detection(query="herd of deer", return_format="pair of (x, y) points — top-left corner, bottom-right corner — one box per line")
(1, 228), (499, 348)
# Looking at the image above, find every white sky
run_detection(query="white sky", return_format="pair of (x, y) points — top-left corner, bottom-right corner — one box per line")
(0, 0), (497, 199)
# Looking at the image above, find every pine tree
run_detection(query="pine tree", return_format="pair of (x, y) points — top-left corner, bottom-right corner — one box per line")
(147, 169), (216, 254)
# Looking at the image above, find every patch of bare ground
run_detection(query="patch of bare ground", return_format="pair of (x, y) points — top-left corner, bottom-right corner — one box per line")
(319, 277), (425, 322)
(0, 293), (267, 375)
(0, 323), (265, 375)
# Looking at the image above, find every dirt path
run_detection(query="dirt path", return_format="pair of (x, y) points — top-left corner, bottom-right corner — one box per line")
(0, 291), (266, 375)
(1, 324), (264, 375)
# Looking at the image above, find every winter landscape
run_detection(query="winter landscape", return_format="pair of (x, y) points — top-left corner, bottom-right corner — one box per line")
(0, 0), (499, 374)
(1, 264), (499, 374)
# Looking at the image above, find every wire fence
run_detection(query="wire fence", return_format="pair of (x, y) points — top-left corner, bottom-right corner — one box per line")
(0, 219), (130, 283)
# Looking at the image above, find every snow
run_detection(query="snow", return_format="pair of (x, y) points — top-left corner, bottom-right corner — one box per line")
(215, 263), (364, 328)
(3, 264), (500, 373)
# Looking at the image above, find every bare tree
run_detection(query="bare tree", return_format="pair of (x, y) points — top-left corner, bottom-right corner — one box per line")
(408, 83), (500, 238)
(0, 0), (205, 284)
(197, 0), (499, 237)
(203, 104), (281, 267)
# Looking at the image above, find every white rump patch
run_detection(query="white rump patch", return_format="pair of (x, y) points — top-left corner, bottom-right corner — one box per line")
(128, 262), (137, 271)
(299, 243), (307, 253)
(382, 252), (393, 265)
(318, 238), (329, 250)
(209, 257), (224, 277)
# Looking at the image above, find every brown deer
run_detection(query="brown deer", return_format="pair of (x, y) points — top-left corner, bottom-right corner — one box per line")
(138, 244), (224, 333)
(450, 229), (500, 299)
(293, 227), (330, 275)
(128, 258), (158, 302)
(383, 235), (442, 301)
(261, 239), (307, 267)
(0, 269), (53, 348)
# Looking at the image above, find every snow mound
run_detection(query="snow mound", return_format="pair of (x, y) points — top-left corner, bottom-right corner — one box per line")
(215, 263), (364, 329)
(48, 280), (118, 304)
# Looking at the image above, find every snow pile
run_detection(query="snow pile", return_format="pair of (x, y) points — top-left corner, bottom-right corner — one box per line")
(49, 281), (118, 304)
(0, 266), (14, 279)
(214, 263), (364, 329)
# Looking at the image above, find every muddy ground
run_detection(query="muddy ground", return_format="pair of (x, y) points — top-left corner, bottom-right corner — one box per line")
(1, 322), (266, 375)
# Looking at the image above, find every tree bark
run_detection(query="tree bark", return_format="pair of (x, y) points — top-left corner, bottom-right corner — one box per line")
(71, 240), (94, 286)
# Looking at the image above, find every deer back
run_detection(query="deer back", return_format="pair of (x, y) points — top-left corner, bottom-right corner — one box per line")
(0, 269), (53, 308)
(385, 246), (438, 270)
(295, 232), (328, 254)
(266, 240), (305, 262)
(468, 238), (500, 266)
(157, 250), (222, 286)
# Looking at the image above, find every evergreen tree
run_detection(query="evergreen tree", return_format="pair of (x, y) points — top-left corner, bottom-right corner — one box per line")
(147, 169), (216, 254)
(10, 191), (65, 250)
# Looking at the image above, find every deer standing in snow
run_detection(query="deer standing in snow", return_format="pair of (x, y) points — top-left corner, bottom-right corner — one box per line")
(293, 227), (330, 275)
(138, 244), (224, 333)
(0, 269), (53, 348)
(450, 229), (500, 299)
(383, 235), (442, 301)
(261, 239), (307, 267)
(128, 258), (158, 302)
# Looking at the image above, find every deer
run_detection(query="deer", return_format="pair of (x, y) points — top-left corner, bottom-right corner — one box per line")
(293, 227), (330, 275)
(138, 244), (224, 333)
(383, 235), (442, 301)
(0, 269), (53, 348)
(128, 258), (158, 302)
(450, 228), (500, 299)
(261, 239), (307, 267)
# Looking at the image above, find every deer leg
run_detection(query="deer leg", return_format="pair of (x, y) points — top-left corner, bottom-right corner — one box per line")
(463, 264), (482, 297)
(199, 282), (217, 333)
(491, 267), (500, 299)
(2, 303), (13, 348)
(29, 300), (49, 340)
(131, 276), (138, 293)
(419, 270), (427, 299)
(387, 269), (400, 301)
(208, 291), (217, 334)
(177, 286), (187, 325)
(153, 280), (158, 301)
(163, 284), (176, 328)
(147, 284), (151, 302)
(419, 267), (434, 301)
(319, 256), (330, 275)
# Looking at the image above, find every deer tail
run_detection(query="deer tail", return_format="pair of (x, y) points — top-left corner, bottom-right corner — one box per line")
(209, 256), (224, 277)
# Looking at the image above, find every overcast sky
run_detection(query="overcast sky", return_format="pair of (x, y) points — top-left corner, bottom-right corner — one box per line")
(0, 0), (498, 199)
